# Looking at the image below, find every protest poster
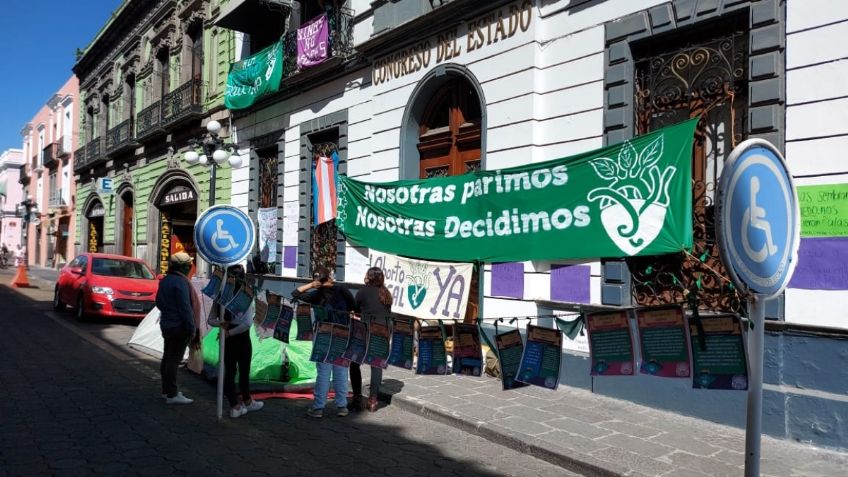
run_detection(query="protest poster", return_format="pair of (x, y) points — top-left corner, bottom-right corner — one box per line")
(388, 317), (415, 369)
(309, 322), (333, 363)
(586, 311), (635, 376)
(218, 275), (236, 305)
(416, 326), (448, 375)
(690, 314), (748, 390)
(297, 13), (329, 69)
(369, 251), (474, 321)
(258, 207), (278, 263)
(253, 299), (275, 340)
(364, 315), (391, 369)
(637, 306), (691, 378)
(516, 325), (562, 390)
(274, 302), (294, 343)
(343, 319), (368, 364)
(326, 324), (351, 368)
(295, 304), (314, 341)
(452, 323), (483, 376)
(495, 329), (528, 390)
(225, 284), (254, 315)
(201, 269), (223, 298)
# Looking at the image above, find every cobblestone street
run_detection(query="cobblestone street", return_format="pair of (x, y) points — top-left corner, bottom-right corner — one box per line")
(0, 277), (571, 476)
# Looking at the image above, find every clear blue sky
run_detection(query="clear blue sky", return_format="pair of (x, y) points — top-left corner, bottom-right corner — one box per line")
(0, 1), (124, 152)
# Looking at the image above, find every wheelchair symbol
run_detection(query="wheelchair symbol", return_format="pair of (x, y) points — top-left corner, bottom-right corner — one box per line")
(210, 219), (239, 254)
(741, 177), (778, 263)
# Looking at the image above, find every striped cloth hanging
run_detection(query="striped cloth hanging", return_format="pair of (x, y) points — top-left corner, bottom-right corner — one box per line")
(312, 150), (339, 225)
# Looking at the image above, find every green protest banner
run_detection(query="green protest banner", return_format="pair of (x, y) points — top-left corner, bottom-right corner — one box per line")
(798, 184), (848, 237)
(224, 38), (284, 110)
(337, 119), (698, 262)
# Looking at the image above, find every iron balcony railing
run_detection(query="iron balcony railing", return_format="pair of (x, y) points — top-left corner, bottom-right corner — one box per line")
(283, 7), (354, 81)
(83, 137), (104, 170)
(161, 78), (204, 127)
(42, 143), (58, 168)
(73, 145), (87, 172)
(136, 100), (163, 140)
(56, 136), (71, 157)
(105, 118), (138, 156)
(49, 190), (66, 208)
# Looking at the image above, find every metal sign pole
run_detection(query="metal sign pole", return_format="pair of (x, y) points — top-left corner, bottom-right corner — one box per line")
(744, 295), (765, 477)
(216, 267), (228, 421)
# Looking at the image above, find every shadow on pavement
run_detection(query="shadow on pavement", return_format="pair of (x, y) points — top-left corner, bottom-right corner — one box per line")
(1, 281), (559, 476)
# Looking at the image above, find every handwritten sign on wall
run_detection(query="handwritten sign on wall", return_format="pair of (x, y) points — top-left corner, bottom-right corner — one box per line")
(798, 184), (848, 238)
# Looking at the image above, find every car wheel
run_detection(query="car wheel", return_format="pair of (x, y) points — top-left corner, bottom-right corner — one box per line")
(53, 286), (66, 311)
(76, 295), (87, 322)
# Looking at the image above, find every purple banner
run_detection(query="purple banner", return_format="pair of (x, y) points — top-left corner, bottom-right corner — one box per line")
(551, 265), (590, 303)
(788, 237), (848, 290)
(491, 262), (524, 298)
(297, 14), (329, 69)
(283, 246), (297, 269)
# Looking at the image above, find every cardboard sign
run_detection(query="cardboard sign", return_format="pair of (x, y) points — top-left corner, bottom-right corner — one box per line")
(274, 302), (294, 343)
(253, 299), (276, 340)
(388, 317), (415, 369)
(690, 315), (748, 390)
(364, 315), (391, 369)
(295, 304), (314, 341)
(452, 323), (482, 376)
(343, 319), (369, 364)
(201, 269), (223, 298)
(516, 325), (562, 390)
(326, 324), (351, 368)
(636, 306), (691, 378)
(495, 329), (528, 390)
(310, 322), (333, 363)
(416, 326), (448, 375)
(587, 311), (635, 376)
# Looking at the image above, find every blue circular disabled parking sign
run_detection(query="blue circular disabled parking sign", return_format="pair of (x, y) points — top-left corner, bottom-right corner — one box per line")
(716, 139), (800, 298)
(194, 205), (256, 266)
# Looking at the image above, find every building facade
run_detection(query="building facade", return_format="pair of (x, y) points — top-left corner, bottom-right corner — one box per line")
(19, 76), (79, 268)
(0, 149), (25, 250)
(72, 0), (239, 274)
(219, 0), (845, 449)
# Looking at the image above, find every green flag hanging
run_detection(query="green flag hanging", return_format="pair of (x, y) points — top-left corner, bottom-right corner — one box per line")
(224, 38), (284, 110)
(337, 118), (699, 262)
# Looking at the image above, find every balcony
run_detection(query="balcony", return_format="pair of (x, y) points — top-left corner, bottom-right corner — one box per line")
(161, 78), (204, 127)
(73, 145), (86, 172)
(31, 154), (38, 171)
(42, 143), (58, 169)
(282, 8), (354, 84)
(136, 101), (164, 140)
(18, 163), (30, 186)
(49, 190), (67, 209)
(105, 118), (138, 157)
(57, 136), (71, 157)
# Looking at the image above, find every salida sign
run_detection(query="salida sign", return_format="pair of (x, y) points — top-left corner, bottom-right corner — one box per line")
(338, 119), (699, 262)
(369, 251), (473, 321)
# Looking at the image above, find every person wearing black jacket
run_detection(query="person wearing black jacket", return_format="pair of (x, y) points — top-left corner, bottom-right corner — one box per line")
(352, 266), (392, 412)
(155, 252), (198, 405)
(292, 266), (355, 418)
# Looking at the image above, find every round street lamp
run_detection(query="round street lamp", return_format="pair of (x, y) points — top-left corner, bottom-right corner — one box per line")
(183, 121), (240, 208)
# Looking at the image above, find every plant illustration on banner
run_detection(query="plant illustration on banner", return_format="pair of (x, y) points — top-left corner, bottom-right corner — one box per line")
(588, 135), (675, 256)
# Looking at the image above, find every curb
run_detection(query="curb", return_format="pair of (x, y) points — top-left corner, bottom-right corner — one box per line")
(389, 393), (627, 477)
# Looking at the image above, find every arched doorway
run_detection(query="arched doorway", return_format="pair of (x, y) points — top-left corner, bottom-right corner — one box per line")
(119, 189), (134, 257)
(152, 179), (198, 276)
(84, 198), (106, 253)
(403, 67), (486, 322)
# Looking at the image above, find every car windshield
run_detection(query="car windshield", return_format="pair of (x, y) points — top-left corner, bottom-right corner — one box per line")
(91, 258), (154, 279)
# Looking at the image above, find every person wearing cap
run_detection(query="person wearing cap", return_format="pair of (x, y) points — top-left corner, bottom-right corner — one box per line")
(155, 252), (200, 404)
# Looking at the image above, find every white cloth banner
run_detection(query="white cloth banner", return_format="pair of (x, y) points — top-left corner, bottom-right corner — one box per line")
(258, 207), (278, 263)
(283, 202), (299, 246)
(369, 251), (474, 321)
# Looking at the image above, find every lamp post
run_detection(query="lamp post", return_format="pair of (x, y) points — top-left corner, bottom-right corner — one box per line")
(183, 120), (241, 208)
(16, 196), (38, 266)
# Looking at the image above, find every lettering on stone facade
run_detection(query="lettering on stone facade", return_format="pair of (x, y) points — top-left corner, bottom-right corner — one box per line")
(372, 0), (532, 86)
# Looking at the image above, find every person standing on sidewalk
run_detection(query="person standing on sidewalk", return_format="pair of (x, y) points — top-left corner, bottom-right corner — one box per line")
(155, 252), (199, 404)
(209, 264), (264, 418)
(292, 265), (355, 418)
(352, 266), (392, 412)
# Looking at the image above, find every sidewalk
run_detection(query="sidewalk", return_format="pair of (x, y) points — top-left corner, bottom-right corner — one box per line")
(375, 368), (848, 477)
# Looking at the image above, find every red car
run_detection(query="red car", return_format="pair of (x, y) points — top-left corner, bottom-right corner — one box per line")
(54, 253), (159, 320)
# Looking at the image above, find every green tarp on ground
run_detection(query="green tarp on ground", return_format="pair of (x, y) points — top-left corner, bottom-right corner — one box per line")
(201, 318), (316, 387)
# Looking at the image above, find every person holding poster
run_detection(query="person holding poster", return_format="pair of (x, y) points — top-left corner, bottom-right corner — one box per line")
(292, 266), (355, 418)
(352, 267), (392, 412)
(208, 265), (264, 418)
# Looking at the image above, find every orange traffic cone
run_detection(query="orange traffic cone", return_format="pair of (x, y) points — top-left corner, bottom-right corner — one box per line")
(10, 265), (31, 288)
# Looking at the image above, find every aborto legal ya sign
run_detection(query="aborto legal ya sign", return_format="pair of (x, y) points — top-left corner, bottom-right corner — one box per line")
(337, 119), (699, 262)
